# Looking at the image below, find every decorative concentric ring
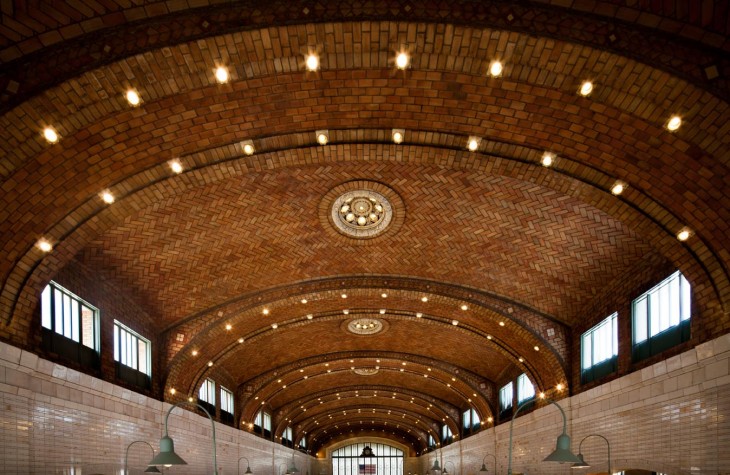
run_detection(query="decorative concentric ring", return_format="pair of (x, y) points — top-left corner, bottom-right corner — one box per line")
(332, 190), (393, 238)
(346, 318), (385, 335)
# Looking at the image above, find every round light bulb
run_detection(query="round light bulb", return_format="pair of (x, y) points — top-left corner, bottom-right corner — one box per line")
(541, 152), (554, 167)
(43, 127), (59, 144)
(306, 54), (319, 71)
(667, 115), (682, 131)
(579, 81), (593, 96)
(611, 182), (625, 195)
(243, 143), (255, 155)
(126, 89), (141, 106)
(215, 66), (229, 84)
(392, 132), (403, 144)
(489, 61), (503, 77)
(467, 138), (479, 151)
(317, 133), (328, 145)
(101, 191), (115, 204)
(395, 52), (410, 70)
(677, 229), (691, 241)
(37, 239), (53, 252)
(169, 160), (183, 174)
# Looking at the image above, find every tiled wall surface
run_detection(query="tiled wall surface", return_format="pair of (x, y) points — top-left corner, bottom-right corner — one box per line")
(2, 333), (729, 474)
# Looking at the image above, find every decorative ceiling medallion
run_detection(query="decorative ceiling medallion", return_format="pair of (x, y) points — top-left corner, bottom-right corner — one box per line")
(332, 190), (392, 238)
(353, 368), (380, 376)
(346, 318), (384, 335)
(320, 181), (405, 241)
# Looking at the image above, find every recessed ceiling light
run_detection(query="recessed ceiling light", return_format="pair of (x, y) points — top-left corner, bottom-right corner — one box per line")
(578, 81), (593, 97)
(207, 361), (214, 367)
(170, 388), (176, 395)
(534, 346), (539, 351)
(343, 309), (349, 314)
(518, 357), (524, 363)
(36, 239), (53, 253)
(421, 296), (428, 302)
(225, 324), (232, 331)
(395, 52), (410, 70)
(666, 115), (682, 132)
(487, 417), (493, 423)
(100, 191), (115, 204)
(611, 181), (626, 195)
(126, 89), (141, 106)
(499, 321), (505, 326)
(541, 152), (555, 167)
(677, 228), (692, 241)
(169, 159), (183, 174)
(301, 298), (308, 304)
(188, 397), (194, 402)
(381, 293), (388, 298)
(341, 293), (347, 299)
(452, 320), (459, 326)
(380, 309), (386, 314)
(460, 304), (468, 311)
(215, 66), (229, 84)
(486, 335), (492, 340)
(306, 314), (313, 320)
(271, 323), (278, 329)
(316, 130), (329, 145)
(402, 362), (406, 365)
(489, 60), (503, 77)
(467, 136), (480, 152)
(240, 140), (255, 155)
(191, 350), (198, 356)
(238, 337), (244, 343)
(392, 129), (405, 144)
(262, 308), (270, 315)
(43, 127), (59, 144)
(305, 53), (320, 71)
(539, 392), (546, 399)
(416, 313), (422, 318)
(556, 383), (565, 391)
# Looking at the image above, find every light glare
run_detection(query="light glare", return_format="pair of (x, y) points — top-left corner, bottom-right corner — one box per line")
(489, 61), (503, 77)
(667, 115), (682, 131)
(126, 89), (141, 106)
(215, 66), (229, 84)
(579, 81), (593, 96)
(43, 127), (59, 144)
(37, 239), (53, 252)
(395, 52), (410, 70)
(306, 54), (319, 71)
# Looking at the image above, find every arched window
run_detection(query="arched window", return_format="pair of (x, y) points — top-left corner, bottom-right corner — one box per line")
(331, 442), (403, 475)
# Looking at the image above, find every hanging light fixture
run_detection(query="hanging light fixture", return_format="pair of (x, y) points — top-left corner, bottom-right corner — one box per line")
(570, 434), (611, 473)
(479, 454), (496, 473)
(238, 456), (254, 475)
(124, 440), (161, 474)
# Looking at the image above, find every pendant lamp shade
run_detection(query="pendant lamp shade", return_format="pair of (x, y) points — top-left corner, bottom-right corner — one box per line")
(148, 435), (188, 466)
(479, 463), (488, 472)
(144, 465), (162, 473)
(431, 460), (441, 472)
(570, 453), (590, 469)
(542, 434), (583, 463)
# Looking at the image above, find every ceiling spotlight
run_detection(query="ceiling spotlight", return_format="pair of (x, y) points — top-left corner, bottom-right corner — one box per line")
(380, 309), (386, 314)
(381, 293), (388, 298)
(262, 308), (270, 315)
(489, 60), (503, 77)
(225, 324), (232, 331)
(238, 337), (244, 343)
(207, 361), (214, 367)
(421, 296), (428, 302)
(215, 66), (230, 84)
(486, 335), (492, 340)
(271, 323), (278, 329)
(170, 388), (176, 395)
(100, 191), (115, 204)
(36, 238), (53, 253)
(541, 152), (555, 167)
(578, 81), (593, 97)
(240, 140), (255, 155)
(125, 89), (141, 106)
(666, 115), (682, 132)
(188, 397), (194, 402)
(539, 392), (546, 399)
(395, 52), (410, 70)
(301, 298), (308, 304)
(307, 314), (313, 320)
(168, 159), (183, 174)
(191, 350), (198, 356)
(611, 181), (626, 195)
(305, 53), (320, 71)
(467, 136), (480, 152)
(341, 293), (347, 299)
(677, 228), (692, 241)
(416, 313), (422, 318)
(460, 304), (468, 311)
(392, 129), (405, 144)
(452, 320), (459, 326)
(518, 357), (524, 363)
(499, 321), (505, 326)
(556, 383), (565, 391)
(343, 309), (349, 315)
(316, 130), (329, 145)
(534, 346), (540, 351)
(43, 127), (59, 144)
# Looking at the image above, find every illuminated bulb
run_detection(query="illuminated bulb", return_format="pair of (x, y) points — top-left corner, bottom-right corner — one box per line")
(126, 89), (141, 106)
(666, 115), (682, 131)
(36, 239), (53, 253)
(101, 191), (115, 204)
(169, 159), (183, 174)
(225, 324), (232, 331)
(305, 53), (319, 71)
(188, 397), (193, 402)
(421, 296), (428, 302)
(341, 293), (347, 299)
(381, 293), (387, 298)
(316, 130), (329, 145)
(241, 140), (255, 155)
(271, 323), (278, 329)
(539, 392), (546, 399)
(215, 66), (229, 84)
(207, 361), (213, 367)
(499, 321), (505, 326)
(486, 335), (492, 340)
(460, 304), (468, 311)
(301, 298), (308, 304)
(307, 314), (313, 319)
(611, 181), (626, 195)
(392, 131), (404, 144)
(170, 388), (176, 395)
(416, 313), (422, 318)
(677, 229), (692, 241)
(579, 81), (593, 97)
(452, 320), (459, 326)
(262, 308), (269, 315)
(487, 417), (493, 423)
(489, 61), (503, 77)
(556, 383), (565, 391)
(191, 350), (198, 356)
(43, 127), (59, 144)
(534, 345), (539, 351)
(343, 309), (349, 314)
(467, 137), (480, 151)
(380, 309), (386, 314)
(541, 152), (554, 167)
(518, 357), (524, 363)
(238, 337), (244, 343)
(395, 52), (410, 70)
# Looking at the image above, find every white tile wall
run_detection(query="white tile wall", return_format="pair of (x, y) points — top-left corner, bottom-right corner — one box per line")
(1, 333), (729, 474)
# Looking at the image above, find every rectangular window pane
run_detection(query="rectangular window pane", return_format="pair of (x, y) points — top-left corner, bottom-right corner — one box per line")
(634, 297), (648, 343)
(41, 285), (52, 329)
(114, 321), (151, 375)
(63, 294), (72, 339)
(81, 306), (94, 349)
(54, 288), (64, 334)
(499, 382), (513, 411)
(681, 274), (691, 321)
(221, 386), (234, 414)
(71, 302), (80, 343)
(138, 339), (148, 375)
(114, 325), (119, 362)
(517, 373), (535, 402)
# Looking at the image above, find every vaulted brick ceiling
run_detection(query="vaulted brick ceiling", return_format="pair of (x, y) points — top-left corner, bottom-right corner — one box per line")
(1, 0), (728, 456)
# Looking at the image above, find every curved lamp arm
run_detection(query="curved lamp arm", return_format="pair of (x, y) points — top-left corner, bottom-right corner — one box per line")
(238, 456), (253, 475)
(125, 440), (158, 475)
(507, 398), (580, 475)
(150, 401), (218, 474)
(576, 434), (611, 474)
(479, 454), (497, 473)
